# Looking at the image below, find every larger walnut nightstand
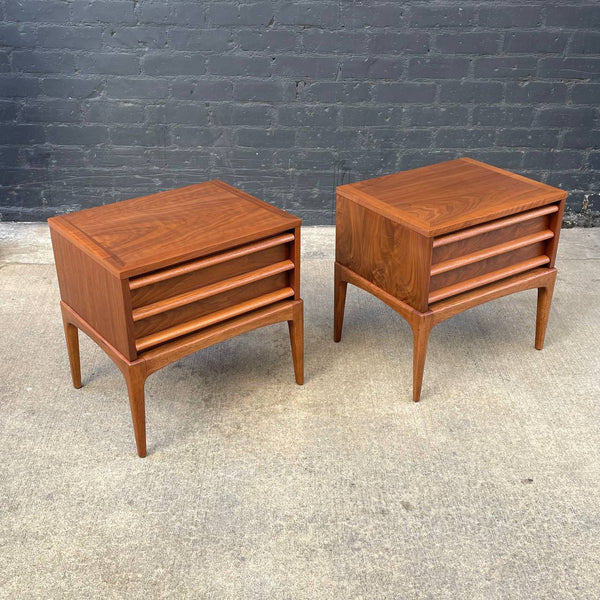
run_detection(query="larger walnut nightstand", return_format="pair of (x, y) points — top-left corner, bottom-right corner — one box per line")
(49, 182), (303, 457)
(334, 158), (567, 402)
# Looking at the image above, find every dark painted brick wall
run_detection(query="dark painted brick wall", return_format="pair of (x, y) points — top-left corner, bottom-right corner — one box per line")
(0, 0), (599, 225)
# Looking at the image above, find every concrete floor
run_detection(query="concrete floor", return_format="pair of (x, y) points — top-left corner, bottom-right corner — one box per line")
(1, 224), (599, 599)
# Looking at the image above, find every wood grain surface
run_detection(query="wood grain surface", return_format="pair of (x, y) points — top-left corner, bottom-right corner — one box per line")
(337, 157), (567, 237)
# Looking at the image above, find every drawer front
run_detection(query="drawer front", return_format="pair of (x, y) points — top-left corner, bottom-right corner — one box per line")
(130, 243), (289, 309)
(128, 232), (297, 352)
(429, 205), (558, 304)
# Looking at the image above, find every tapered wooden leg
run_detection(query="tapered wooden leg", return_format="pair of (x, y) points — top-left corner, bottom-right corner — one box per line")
(535, 275), (556, 350)
(62, 319), (82, 389)
(124, 366), (147, 457)
(411, 318), (433, 403)
(333, 262), (348, 343)
(287, 301), (304, 385)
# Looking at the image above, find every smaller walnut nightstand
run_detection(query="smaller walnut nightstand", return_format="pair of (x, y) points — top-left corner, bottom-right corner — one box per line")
(49, 182), (303, 457)
(334, 158), (567, 402)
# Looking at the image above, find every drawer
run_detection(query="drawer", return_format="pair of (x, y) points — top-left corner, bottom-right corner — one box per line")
(428, 204), (559, 304)
(128, 232), (296, 352)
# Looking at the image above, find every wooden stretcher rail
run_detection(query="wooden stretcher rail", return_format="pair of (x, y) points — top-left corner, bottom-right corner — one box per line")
(129, 233), (295, 290)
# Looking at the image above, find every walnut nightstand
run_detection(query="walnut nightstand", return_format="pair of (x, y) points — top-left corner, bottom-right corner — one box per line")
(334, 158), (567, 402)
(49, 182), (303, 457)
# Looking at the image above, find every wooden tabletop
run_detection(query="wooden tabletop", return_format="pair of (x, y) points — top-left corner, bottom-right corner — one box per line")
(48, 181), (300, 278)
(337, 158), (567, 237)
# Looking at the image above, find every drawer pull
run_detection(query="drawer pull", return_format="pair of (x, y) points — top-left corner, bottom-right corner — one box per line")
(136, 287), (295, 351)
(433, 205), (559, 248)
(132, 260), (294, 321)
(129, 233), (295, 290)
(428, 255), (550, 304)
(431, 230), (554, 276)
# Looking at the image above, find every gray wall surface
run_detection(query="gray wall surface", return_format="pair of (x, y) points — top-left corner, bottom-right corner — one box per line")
(0, 1), (599, 225)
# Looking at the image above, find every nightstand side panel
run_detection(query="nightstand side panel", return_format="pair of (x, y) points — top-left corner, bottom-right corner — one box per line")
(50, 227), (137, 361)
(336, 194), (431, 312)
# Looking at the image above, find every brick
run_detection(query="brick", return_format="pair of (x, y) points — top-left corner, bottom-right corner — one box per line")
(439, 81), (502, 103)
(236, 30), (297, 52)
(406, 106), (468, 127)
(272, 56), (338, 79)
(479, 6), (542, 28)
(588, 151), (600, 170)
(42, 78), (103, 99)
(85, 101), (146, 124)
(78, 53), (139, 75)
(523, 151), (584, 170)
(46, 125), (109, 145)
(504, 32), (568, 54)
(279, 106), (339, 127)
(0, 52), (8, 73)
(341, 58), (403, 80)
(474, 57), (537, 79)
(546, 171), (596, 191)
(173, 80), (233, 101)
(369, 32), (430, 54)
(172, 126), (231, 147)
(536, 108), (595, 128)
(165, 102), (211, 126)
(144, 54), (206, 76)
(240, 3), (274, 26)
(0, 124), (45, 144)
(276, 4), (339, 27)
(538, 58), (600, 79)
(0, 101), (18, 122)
(435, 129), (496, 148)
(0, 147), (20, 167)
(341, 106), (403, 127)
(210, 104), (272, 126)
(302, 31), (369, 54)
(168, 29), (231, 52)
(364, 129), (433, 149)
(71, 1), (136, 24)
(0, 24), (37, 48)
(505, 82), (568, 104)
(409, 57), (469, 79)
(571, 84), (600, 104)
(300, 82), (371, 103)
(111, 125), (168, 147)
(12, 51), (76, 74)
(21, 100), (81, 123)
(237, 129), (295, 148)
(437, 32), (500, 54)
(410, 6), (476, 28)
(38, 26), (103, 50)
(106, 27), (168, 50)
(546, 6), (600, 28)
(375, 82), (436, 103)
(208, 55), (270, 77)
(5, 0), (70, 22)
(0, 76), (41, 97)
(341, 3), (405, 28)
(398, 151), (459, 171)
(563, 130), (600, 149)
(497, 129), (559, 148)
(473, 106), (534, 127)
(233, 80), (288, 102)
(569, 32), (600, 54)
(107, 78), (169, 99)
(296, 128), (359, 150)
